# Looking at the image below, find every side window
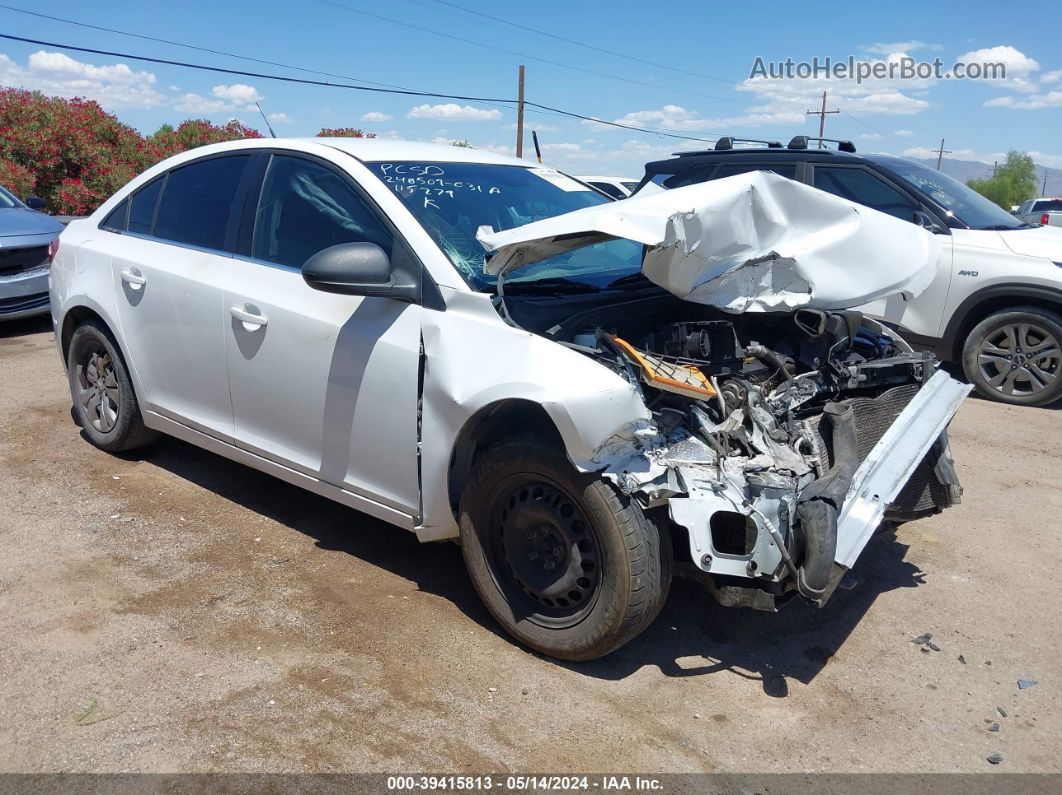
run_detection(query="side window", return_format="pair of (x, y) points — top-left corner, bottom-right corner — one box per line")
(589, 181), (624, 200)
(813, 166), (920, 223)
(714, 163), (797, 181)
(100, 198), (129, 232)
(252, 155), (392, 269)
(154, 155), (250, 250)
(663, 164), (718, 189)
(128, 178), (163, 235)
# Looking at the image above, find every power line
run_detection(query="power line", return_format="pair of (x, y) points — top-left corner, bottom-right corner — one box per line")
(417, 0), (739, 85)
(311, 0), (748, 106)
(0, 33), (719, 143)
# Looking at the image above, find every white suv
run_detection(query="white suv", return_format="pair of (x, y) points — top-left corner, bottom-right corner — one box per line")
(51, 139), (969, 660)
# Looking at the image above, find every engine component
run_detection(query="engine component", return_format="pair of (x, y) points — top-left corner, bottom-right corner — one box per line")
(647, 321), (743, 375)
(609, 335), (717, 400)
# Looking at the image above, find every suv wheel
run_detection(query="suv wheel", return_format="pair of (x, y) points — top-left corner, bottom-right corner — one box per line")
(67, 320), (159, 452)
(459, 437), (671, 661)
(962, 307), (1062, 407)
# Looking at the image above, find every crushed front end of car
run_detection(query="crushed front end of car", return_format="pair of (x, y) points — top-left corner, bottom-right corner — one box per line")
(479, 171), (971, 609)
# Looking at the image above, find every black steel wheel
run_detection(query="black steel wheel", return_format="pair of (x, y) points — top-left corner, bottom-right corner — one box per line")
(459, 436), (671, 661)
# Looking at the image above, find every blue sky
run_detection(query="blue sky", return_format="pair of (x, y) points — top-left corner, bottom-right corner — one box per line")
(1, 0), (1060, 177)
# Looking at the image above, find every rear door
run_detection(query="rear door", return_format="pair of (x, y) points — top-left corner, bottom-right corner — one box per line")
(223, 152), (422, 515)
(809, 163), (954, 336)
(109, 153), (254, 439)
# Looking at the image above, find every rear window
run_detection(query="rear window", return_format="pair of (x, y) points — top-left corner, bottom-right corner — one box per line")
(154, 155), (250, 251)
(1033, 200), (1062, 213)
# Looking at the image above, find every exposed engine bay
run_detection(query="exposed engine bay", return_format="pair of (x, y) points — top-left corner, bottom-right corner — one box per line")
(510, 294), (967, 610)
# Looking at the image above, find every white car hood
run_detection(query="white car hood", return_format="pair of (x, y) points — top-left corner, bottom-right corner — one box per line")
(479, 171), (940, 312)
(997, 224), (1062, 260)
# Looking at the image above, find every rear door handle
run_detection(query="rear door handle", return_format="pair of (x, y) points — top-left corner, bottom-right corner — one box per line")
(230, 305), (268, 331)
(120, 269), (146, 288)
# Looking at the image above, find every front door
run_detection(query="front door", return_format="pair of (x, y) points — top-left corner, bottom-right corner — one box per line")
(224, 153), (422, 515)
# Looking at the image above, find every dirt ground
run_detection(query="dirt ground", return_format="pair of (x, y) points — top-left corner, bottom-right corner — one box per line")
(0, 314), (1059, 774)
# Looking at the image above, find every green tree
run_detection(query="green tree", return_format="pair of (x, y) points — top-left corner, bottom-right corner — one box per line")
(967, 151), (1038, 209)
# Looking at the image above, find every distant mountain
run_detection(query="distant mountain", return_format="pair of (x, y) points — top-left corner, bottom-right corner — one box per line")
(905, 157), (1062, 200)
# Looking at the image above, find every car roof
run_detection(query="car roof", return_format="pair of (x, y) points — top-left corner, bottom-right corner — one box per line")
(291, 137), (532, 166)
(645, 146), (866, 175)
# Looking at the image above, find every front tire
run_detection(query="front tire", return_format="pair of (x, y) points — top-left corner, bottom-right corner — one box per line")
(961, 307), (1062, 407)
(459, 437), (671, 661)
(67, 320), (159, 452)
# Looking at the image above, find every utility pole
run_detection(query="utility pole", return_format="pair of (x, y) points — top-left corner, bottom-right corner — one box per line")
(805, 90), (838, 148)
(935, 138), (952, 170)
(516, 64), (525, 158)
(1044, 170), (1049, 195)
(993, 161), (998, 176)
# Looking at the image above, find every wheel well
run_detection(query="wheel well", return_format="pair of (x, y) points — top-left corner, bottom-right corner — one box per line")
(950, 295), (1062, 360)
(447, 399), (565, 518)
(60, 305), (109, 361)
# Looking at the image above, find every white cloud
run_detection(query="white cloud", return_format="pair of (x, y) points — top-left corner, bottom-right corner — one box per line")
(1042, 69), (1062, 84)
(895, 129), (915, 136)
(267, 112), (292, 123)
(503, 121), (559, 132)
(859, 133), (883, 140)
(862, 41), (940, 55)
(985, 91), (1062, 110)
(361, 111), (393, 122)
(478, 143), (513, 155)
(0, 49), (164, 109)
(955, 45), (1040, 92)
(210, 83), (262, 107)
(174, 83), (264, 114)
(407, 103), (501, 121)
(585, 103), (802, 137)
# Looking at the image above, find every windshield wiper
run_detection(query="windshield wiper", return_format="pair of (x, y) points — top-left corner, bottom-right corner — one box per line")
(605, 272), (658, 290)
(502, 277), (601, 295)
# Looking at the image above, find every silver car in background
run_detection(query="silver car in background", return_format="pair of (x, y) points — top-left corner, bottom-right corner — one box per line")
(0, 185), (63, 320)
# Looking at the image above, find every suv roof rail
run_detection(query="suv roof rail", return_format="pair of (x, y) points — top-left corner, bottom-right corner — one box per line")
(713, 136), (783, 151)
(788, 135), (857, 153)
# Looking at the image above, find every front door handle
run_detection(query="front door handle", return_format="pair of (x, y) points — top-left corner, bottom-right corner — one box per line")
(230, 305), (268, 331)
(120, 268), (146, 288)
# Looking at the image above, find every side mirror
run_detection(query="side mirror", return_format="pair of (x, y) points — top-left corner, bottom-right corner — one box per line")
(24, 195), (46, 210)
(302, 242), (417, 302)
(913, 210), (947, 234)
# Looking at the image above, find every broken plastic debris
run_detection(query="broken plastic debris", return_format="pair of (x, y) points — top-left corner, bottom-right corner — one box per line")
(987, 722), (1000, 732)
(911, 633), (933, 645)
(1018, 679), (1038, 690)
(997, 706), (1008, 718)
(958, 654), (966, 664)
(987, 753), (1003, 765)
(926, 641), (941, 652)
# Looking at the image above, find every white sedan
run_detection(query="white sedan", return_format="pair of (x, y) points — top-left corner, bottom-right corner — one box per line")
(50, 138), (969, 660)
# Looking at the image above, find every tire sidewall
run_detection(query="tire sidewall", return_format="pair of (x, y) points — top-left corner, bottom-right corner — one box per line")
(67, 321), (141, 451)
(962, 308), (1062, 407)
(459, 440), (655, 660)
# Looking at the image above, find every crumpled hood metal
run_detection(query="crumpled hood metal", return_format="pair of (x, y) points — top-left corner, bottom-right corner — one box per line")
(479, 171), (940, 312)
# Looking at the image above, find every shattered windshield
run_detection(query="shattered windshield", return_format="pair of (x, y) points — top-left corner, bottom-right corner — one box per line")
(868, 155), (1026, 230)
(365, 161), (643, 291)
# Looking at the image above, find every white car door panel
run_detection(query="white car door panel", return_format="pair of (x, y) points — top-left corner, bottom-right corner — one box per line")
(110, 237), (234, 441)
(224, 262), (421, 514)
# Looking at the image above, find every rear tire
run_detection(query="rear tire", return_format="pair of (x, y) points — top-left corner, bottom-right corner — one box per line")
(67, 320), (159, 452)
(459, 437), (671, 661)
(961, 307), (1062, 407)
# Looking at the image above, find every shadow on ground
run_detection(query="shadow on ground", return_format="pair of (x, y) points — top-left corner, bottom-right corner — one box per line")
(0, 314), (51, 338)
(137, 434), (928, 696)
